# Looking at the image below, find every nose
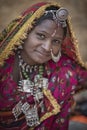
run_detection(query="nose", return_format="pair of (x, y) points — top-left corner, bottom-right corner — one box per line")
(42, 40), (51, 52)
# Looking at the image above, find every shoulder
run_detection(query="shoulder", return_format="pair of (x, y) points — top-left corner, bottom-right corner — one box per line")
(0, 55), (15, 75)
(48, 55), (78, 72)
(58, 55), (78, 70)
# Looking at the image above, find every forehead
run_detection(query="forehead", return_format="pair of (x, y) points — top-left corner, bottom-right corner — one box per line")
(33, 19), (64, 37)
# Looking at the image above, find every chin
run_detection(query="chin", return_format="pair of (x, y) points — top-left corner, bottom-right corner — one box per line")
(32, 57), (51, 64)
(36, 60), (45, 64)
(37, 59), (50, 64)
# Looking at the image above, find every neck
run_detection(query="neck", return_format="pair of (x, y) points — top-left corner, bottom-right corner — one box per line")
(21, 49), (38, 66)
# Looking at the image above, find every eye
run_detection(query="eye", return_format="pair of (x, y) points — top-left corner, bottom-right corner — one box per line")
(36, 33), (46, 40)
(52, 39), (62, 46)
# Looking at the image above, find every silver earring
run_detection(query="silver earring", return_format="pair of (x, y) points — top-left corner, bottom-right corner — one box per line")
(50, 49), (61, 62)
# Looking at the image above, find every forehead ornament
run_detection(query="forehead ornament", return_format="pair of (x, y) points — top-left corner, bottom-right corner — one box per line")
(51, 29), (57, 37)
(45, 7), (69, 27)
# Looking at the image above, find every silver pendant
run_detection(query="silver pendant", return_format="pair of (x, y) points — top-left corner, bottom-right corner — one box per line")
(21, 102), (40, 127)
(18, 79), (34, 94)
(34, 75), (40, 82)
(34, 91), (43, 102)
(25, 105), (40, 127)
(21, 102), (30, 114)
(39, 100), (45, 113)
(42, 78), (48, 89)
(12, 101), (23, 120)
(34, 75), (48, 89)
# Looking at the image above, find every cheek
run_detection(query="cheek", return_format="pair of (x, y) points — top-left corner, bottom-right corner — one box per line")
(24, 37), (34, 51)
(24, 43), (31, 51)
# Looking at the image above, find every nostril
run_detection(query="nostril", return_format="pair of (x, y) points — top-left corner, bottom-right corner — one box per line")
(42, 42), (51, 52)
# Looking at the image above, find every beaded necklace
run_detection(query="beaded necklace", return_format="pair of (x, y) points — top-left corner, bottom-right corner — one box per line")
(12, 50), (49, 127)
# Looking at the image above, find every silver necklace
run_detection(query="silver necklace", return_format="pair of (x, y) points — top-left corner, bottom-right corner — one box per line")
(12, 50), (48, 127)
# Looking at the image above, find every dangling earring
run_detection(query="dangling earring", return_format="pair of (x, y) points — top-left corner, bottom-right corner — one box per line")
(50, 49), (61, 62)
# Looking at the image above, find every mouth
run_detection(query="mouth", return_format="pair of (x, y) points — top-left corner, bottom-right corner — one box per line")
(35, 50), (50, 57)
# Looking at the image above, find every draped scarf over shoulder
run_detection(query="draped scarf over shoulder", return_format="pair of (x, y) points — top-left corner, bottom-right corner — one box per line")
(0, 1), (87, 69)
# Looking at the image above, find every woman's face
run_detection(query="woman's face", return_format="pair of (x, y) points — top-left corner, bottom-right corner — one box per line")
(23, 19), (64, 65)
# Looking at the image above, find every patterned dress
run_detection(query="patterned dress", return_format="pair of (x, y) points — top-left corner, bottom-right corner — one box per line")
(0, 54), (87, 130)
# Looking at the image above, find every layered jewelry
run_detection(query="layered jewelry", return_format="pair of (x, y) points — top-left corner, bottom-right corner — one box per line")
(12, 50), (48, 127)
(50, 49), (61, 62)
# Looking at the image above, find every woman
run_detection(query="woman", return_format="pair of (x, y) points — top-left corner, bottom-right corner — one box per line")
(0, 1), (87, 130)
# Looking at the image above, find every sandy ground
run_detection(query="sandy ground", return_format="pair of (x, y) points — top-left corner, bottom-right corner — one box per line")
(0, 0), (87, 62)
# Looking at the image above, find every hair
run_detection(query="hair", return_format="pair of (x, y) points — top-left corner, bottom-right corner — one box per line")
(31, 5), (67, 37)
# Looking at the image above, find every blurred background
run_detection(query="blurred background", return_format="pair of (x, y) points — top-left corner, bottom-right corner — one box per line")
(0, 0), (87, 129)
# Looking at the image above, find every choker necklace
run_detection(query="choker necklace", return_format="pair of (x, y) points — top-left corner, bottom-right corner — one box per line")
(17, 50), (38, 73)
(12, 50), (48, 127)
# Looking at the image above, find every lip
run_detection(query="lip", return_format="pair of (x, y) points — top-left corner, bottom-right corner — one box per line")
(35, 50), (50, 57)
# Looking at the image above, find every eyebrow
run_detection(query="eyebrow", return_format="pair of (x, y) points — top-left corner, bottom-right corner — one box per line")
(37, 30), (48, 34)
